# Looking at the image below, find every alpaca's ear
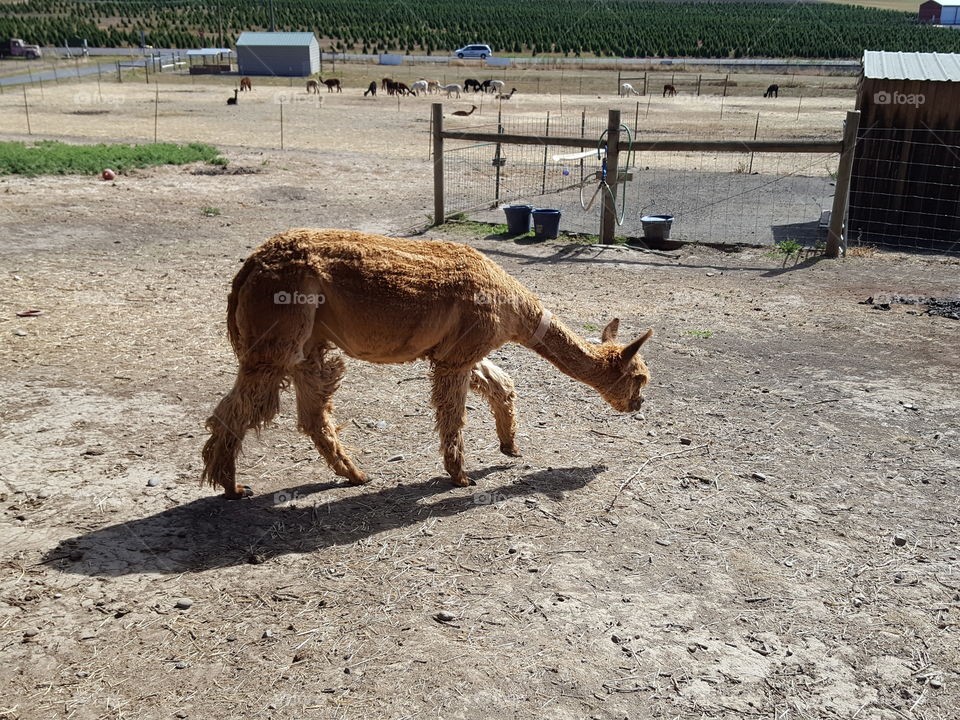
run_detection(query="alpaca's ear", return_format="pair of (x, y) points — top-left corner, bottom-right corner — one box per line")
(621, 329), (654, 362)
(601, 318), (620, 343)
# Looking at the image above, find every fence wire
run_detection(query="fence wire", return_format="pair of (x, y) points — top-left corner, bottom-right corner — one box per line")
(445, 113), (838, 247)
(850, 127), (960, 254)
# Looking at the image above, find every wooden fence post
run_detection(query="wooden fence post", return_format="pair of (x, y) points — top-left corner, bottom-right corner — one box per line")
(432, 102), (444, 225)
(826, 110), (860, 258)
(600, 109), (621, 244)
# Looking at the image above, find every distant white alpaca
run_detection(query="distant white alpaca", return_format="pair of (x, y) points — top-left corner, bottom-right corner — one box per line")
(489, 79), (505, 94)
(440, 83), (462, 98)
(410, 80), (428, 96)
(620, 83), (640, 97)
(427, 80), (440, 94)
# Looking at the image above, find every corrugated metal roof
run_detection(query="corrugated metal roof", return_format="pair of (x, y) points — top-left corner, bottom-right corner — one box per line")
(236, 32), (317, 47)
(863, 50), (960, 82)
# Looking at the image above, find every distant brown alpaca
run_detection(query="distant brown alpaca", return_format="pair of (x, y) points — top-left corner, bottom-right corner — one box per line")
(320, 77), (342, 92)
(306, 79), (320, 94)
(381, 77), (393, 92)
(662, 84), (677, 97)
(201, 229), (654, 498)
(451, 104), (477, 116)
(239, 76), (252, 92)
(497, 87), (517, 100)
(226, 88), (238, 105)
(364, 81), (377, 97)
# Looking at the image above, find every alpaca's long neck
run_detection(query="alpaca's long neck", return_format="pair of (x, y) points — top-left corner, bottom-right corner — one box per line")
(521, 314), (607, 389)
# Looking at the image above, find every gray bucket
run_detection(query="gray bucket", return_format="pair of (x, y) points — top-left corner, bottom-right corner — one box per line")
(640, 214), (674, 241)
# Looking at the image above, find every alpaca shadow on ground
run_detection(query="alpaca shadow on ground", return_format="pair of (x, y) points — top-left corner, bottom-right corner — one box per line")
(43, 464), (606, 578)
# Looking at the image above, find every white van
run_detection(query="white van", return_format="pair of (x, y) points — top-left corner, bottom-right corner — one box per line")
(454, 44), (493, 59)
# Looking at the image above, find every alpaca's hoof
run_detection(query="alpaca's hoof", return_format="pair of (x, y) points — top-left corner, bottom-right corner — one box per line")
(500, 443), (521, 458)
(450, 475), (473, 487)
(347, 472), (370, 485)
(224, 485), (253, 500)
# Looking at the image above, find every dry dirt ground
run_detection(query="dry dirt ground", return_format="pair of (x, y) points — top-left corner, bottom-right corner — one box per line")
(1, 71), (959, 720)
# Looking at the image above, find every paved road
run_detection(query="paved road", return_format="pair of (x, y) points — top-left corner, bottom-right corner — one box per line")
(0, 51), (182, 87)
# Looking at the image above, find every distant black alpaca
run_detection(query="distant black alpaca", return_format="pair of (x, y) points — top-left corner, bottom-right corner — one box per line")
(662, 84), (677, 97)
(463, 78), (482, 92)
(764, 84), (779, 98)
(364, 81), (377, 97)
(226, 88), (238, 105)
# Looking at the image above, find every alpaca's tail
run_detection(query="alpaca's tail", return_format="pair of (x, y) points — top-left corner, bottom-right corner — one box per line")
(226, 256), (258, 355)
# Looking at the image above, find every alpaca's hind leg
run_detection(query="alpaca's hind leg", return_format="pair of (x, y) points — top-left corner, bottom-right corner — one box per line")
(202, 362), (287, 499)
(292, 346), (367, 485)
(431, 367), (471, 486)
(470, 358), (520, 457)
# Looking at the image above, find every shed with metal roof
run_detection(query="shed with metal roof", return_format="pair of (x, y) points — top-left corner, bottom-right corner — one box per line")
(236, 32), (319, 77)
(850, 51), (960, 252)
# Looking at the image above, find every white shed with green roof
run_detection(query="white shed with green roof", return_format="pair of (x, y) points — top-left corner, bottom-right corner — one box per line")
(236, 32), (319, 77)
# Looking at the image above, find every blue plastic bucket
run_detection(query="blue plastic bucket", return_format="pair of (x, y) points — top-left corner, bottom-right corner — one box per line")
(503, 205), (533, 235)
(532, 208), (562, 239)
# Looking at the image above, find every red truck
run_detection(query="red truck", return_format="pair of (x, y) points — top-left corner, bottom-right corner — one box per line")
(1, 38), (43, 59)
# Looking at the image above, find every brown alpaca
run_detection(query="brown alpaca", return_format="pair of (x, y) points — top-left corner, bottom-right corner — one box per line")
(239, 76), (252, 92)
(452, 105), (477, 116)
(306, 79), (320, 94)
(320, 77), (342, 92)
(662, 84), (677, 97)
(202, 229), (653, 498)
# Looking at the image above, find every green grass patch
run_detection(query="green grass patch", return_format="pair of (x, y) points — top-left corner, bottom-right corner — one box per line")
(0, 141), (226, 177)
(686, 329), (714, 338)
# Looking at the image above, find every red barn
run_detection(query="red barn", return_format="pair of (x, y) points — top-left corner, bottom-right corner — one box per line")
(918, 0), (960, 23)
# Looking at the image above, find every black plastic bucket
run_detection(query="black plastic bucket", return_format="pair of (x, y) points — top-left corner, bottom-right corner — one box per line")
(532, 208), (562, 239)
(640, 214), (674, 241)
(503, 205), (533, 235)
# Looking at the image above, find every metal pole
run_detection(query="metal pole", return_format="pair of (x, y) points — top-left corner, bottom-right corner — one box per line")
(280, 101), (284, 150)
(494, 105), (504, 206)
(539, 111), (551, 194)
(796, 92), (803, 122)
(154, 86), (159, 142)
(579, 109), (585, 185)
(748, 112), (759, 174)
(432, 103), (444, 225)
(22, 86), (31, 135)
(826, 110), (860, 258)
(600, 109), (621, 244)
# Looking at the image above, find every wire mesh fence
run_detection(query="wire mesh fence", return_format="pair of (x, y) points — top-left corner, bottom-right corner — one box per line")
(443, 111), (840, 247)
(850, 127), (960, 254)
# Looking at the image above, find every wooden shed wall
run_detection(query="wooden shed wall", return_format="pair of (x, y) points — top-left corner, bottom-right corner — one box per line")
(851, 77), (960, 251)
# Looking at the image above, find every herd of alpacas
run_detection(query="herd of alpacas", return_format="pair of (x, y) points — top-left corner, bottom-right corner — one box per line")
(225, 76), (517, 104)
(202, 229), (653, 499)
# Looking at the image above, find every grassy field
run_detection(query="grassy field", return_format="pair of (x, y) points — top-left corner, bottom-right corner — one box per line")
(0, 140), (226, 176)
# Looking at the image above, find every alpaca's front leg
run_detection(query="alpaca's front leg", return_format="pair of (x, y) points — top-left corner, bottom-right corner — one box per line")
(431, 368), (471, 486)
(470, 359), (520, 457)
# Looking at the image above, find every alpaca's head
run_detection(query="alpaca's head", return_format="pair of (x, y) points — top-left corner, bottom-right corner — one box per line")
(595, 319), (653, 413)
